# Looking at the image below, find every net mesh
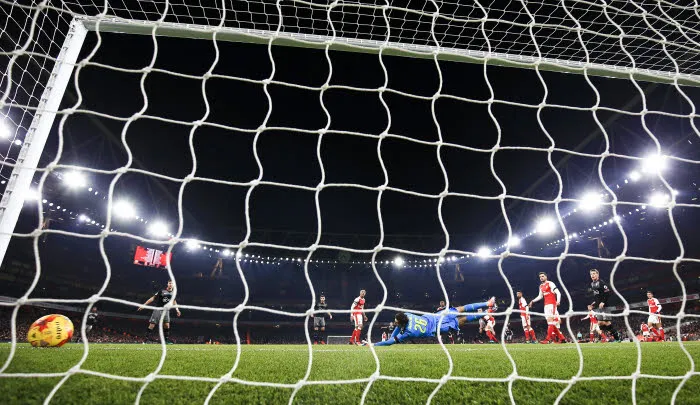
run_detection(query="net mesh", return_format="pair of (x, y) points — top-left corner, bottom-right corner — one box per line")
(1, 0), (700, 404)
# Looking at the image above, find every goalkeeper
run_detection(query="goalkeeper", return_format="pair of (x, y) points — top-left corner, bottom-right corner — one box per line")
(364, 297), (495, 347)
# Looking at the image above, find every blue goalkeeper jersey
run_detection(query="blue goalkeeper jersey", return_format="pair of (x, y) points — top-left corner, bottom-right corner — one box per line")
(375, 310), (460, 346)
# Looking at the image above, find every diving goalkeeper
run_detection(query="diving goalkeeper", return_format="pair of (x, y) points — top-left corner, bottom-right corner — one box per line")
(364, 297), (496, 347)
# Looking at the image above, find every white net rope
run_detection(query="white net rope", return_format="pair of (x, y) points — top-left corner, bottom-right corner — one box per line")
(0, 0), (700, 404)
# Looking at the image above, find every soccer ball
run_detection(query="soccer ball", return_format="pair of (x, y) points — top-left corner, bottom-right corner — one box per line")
(27, 314), (74, 347)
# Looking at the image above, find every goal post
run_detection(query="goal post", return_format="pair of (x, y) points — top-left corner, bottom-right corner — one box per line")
(0, 19), (88, 267)
(3, 5), (696, 267)
(79, 15), (700, 87)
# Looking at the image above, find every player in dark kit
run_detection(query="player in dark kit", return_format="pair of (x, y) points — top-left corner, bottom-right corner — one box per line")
(138, 280), (181, 344)
(86, 306), (98, 333)
(77, 306), (98, 343)
(313, 295), (333, 344)
(589, 269), (619, 341)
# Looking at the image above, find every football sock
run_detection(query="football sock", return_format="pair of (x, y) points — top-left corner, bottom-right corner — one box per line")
(659, 327), (665, 340)
(462, 302), (489, 312)
(555, 327), (566, 341)
(164, 328), (170, 341)
(313, 333), (318, 344)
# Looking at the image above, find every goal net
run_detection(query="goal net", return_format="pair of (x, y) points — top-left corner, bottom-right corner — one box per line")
(1, 0), (699, 403)
(327, 335), (352, 345)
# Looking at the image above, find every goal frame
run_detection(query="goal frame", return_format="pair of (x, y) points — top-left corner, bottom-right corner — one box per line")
(1, 14), (698, 267)
(326, 335), (352, 345)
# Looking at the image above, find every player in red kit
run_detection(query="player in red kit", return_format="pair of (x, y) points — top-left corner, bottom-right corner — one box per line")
(529, 272), (567, 344)
(647, 291), (664, 341)
(516, 291), (536, 343)
(349, 290), (368, 345)
(582, 304), (607, 342)
(641, 323), (651, 342)
(483, 312), (498, 343)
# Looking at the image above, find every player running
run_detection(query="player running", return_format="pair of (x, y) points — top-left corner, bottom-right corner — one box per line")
(647, 291), (665, 341)
(517, 291), (537, 343)
(313, 295), (333, 345)
(363, 297), (496, 346)
(138, 280), (181, 344)
(529, 272), (567, 344)
(349, 290), (367, 345)
(581, 304), (608, 342)
(589, 269), (618, 341)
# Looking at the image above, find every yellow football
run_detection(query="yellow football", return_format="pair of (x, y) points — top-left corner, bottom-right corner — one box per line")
(27, 314), (74, 347)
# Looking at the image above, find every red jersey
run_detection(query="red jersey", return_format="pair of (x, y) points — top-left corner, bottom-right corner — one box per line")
(641, 324), (649, 333)
(539, 281), (559, 306)
(484, 314), (495, 324)
(351, 296), (365, 315)
(648, 298), (661, 314)
(518, 297), (529, 318)
(587, 310), (598, 324)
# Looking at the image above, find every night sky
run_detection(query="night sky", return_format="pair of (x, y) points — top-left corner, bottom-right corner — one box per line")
(2, 1), (700, 316)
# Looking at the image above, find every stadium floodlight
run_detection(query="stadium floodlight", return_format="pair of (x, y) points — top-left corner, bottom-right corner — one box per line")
(641, 154), (667, 175)
(578, 191), (603, 212)
(648, 192), (669, 208)
(112, 200), (136, 219)
(78, 215), (88, 222)
(535, 217), (557, 236)
(185, 239), (199, 250)
(62, 171), (87, 189)
(222, 249), (231, 256)
(394, 256), (404, 267)
(507, 236), (521, 248)
(148, 221), (169, 237)
(628, 170), (641, 182)
(13, 139), (22, 146)
(0, 121), (11, 139)
(236, 251), (243, 258)
(24, 189), (39, 202)
(477, 247), (490, 258)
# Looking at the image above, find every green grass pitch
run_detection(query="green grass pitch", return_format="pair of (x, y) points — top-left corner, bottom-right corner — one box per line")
(2, 342), (700, 404)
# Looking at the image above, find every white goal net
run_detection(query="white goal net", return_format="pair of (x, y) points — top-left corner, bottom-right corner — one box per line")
(1, 0), (700, 403)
